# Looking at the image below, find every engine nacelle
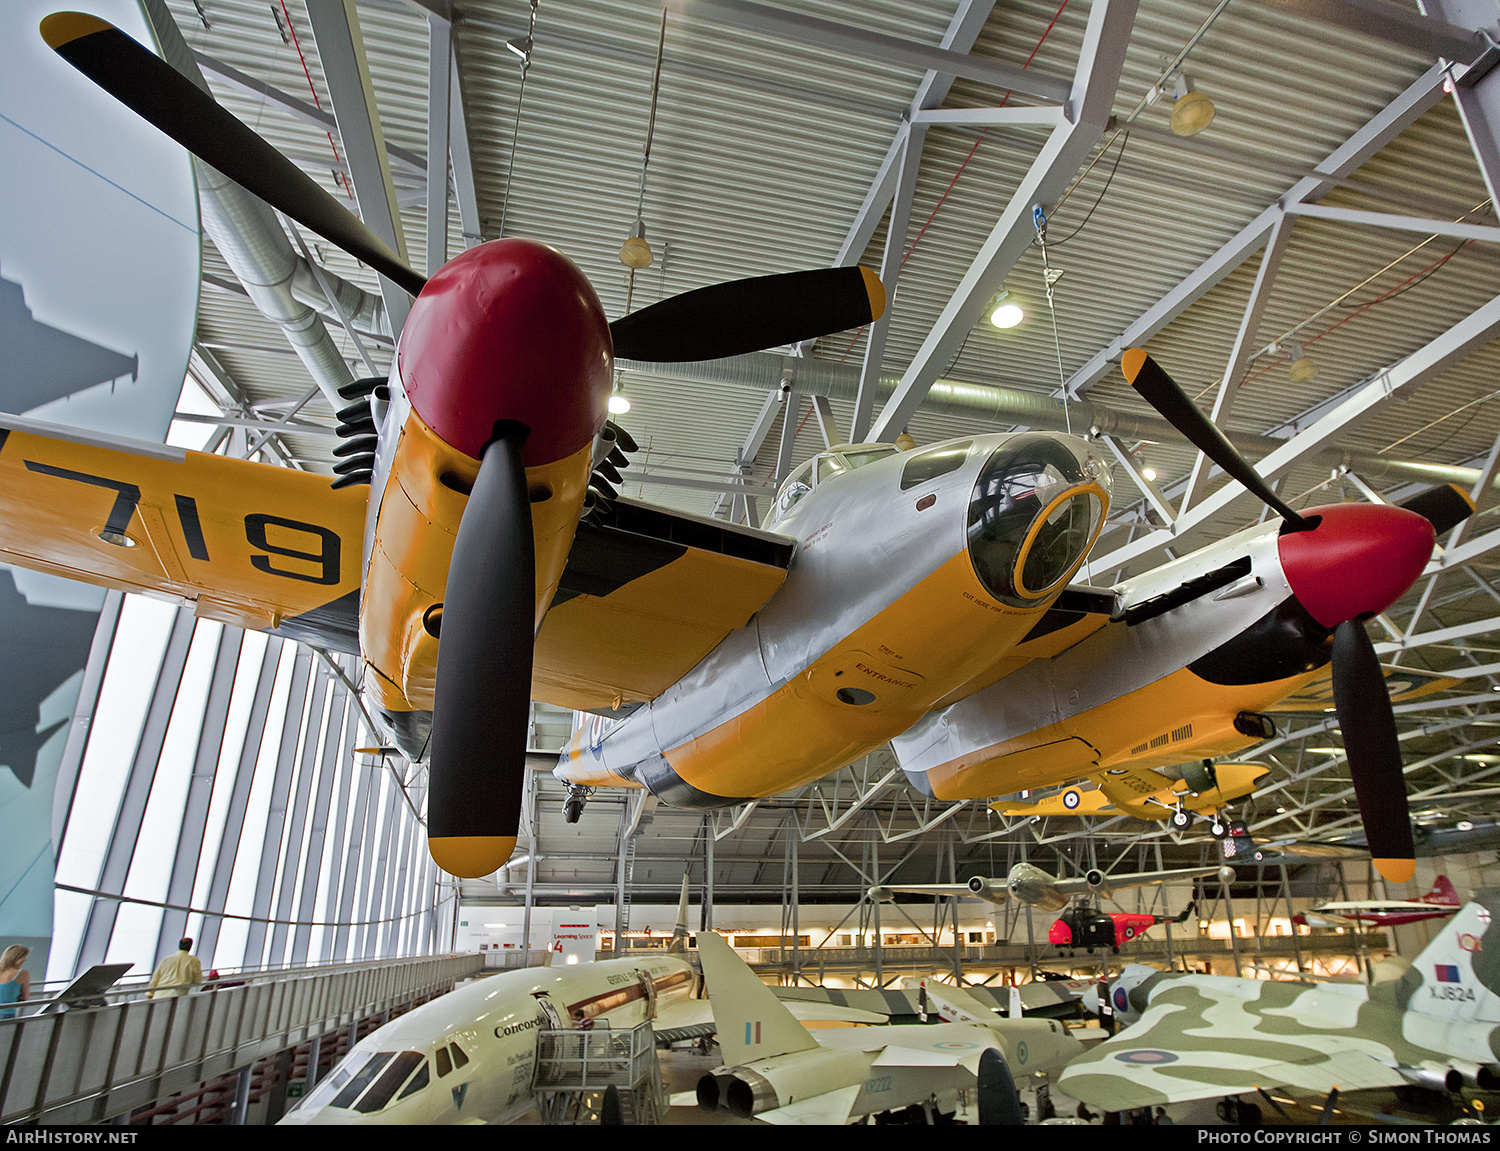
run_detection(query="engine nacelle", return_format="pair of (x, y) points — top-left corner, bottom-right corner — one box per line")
(1396, 1064), (1463, 1093)
(698, 1047), (872, 1117)
(967, 876), (1008, 904)
(1084, 868), (1107, 892)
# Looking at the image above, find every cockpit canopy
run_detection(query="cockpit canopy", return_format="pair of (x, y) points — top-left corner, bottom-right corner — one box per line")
(770, 443), (901, 525)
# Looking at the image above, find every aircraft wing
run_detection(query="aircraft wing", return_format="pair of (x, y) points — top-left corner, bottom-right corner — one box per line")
(1271, 664), (1462, 711)
(651, 993), (887, 1044)
(532, 497), (795, 712)
(870, 883), (983, 901)
(1052, 864), (1225, 898)
(1058, 983), (1409, 1112)
(0, 415), (366, 652)
(755, 1084), (862, 1125)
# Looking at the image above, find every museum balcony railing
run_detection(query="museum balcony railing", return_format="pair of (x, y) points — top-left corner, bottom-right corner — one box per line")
(0, 952), (484, 1124)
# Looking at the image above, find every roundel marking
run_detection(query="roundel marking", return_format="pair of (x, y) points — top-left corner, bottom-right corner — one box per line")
(1063, 790), (1081, 810)
(932, 1041), (982, 1050)
(1113, 987), (1129, 1012)
(1114, 1049), (1179, 1065)
(1124, 925), (1137, 940)
(1017, 1040), (1029, 1065)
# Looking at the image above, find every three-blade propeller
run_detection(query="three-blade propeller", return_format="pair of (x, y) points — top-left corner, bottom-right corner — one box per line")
(45, 12), (888, 877)
(1121, 349), (1471, 884)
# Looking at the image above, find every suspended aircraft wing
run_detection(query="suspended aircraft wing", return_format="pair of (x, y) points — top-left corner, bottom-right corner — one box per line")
(1270, 664), (1462, 711)
(1048, 864), (1228, 898)
(1059, 980), (1410, 1111)
(532, 498), (796, 712)
(0, 414), (366, 651)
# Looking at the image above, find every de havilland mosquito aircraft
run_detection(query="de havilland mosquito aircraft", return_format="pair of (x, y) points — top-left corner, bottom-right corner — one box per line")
(31, 17), (1465, 887)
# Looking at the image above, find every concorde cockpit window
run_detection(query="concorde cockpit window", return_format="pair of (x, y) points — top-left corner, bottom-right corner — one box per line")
(354, 1050), (426, 1113)
(297, 1065), (352, 1112)
(900, 441), (972, 490)
(397, 1060), (430, 1101)
(450, 1041), (470, 1069)
(331, 1052), (394, 1109)
(966, 435), (1103, 608)
(435, 1045), (453, 1077)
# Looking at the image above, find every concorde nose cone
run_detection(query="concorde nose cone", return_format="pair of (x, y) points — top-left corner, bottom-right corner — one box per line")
(1277, 502), (1436, 629)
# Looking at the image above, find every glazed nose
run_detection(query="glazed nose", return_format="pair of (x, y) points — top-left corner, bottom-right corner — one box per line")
(1277, 502), (1436, 628)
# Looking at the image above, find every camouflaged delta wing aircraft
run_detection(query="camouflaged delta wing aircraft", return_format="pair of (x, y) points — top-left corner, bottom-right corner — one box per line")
(1057, 892), (1500, 1115)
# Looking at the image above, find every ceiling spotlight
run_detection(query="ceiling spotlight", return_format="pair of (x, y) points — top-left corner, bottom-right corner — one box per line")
(1458, 820), (1475, 832)
(619, 218), (653, 269)
(1287, 341), (1318, 384)
(607, 393), (631, 414)
(1170, 72), (1216, 137)
(989, 291), (1024, 329)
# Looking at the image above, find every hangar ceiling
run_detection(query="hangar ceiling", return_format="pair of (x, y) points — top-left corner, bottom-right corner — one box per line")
(149, 0), (1500, 905)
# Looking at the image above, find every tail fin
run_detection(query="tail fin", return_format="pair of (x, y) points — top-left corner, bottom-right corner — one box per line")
(696, 930), (819, 1063)
(1424, 875), (1461, 907)
(1009, 984), (1024, 1019)
(1409, 895), (1500, 1024)
(906, 977), (996, 1024)
(668, 874), (691, 954)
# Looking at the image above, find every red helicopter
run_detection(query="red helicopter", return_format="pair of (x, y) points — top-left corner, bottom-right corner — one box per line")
(1049, 900), (1197, 954)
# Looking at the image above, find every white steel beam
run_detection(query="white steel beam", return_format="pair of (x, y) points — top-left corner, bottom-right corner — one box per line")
(666, 0), (1073, 104)
(1284, 201), (1500, 244)
(871, 0), (1140, 442)
(1088, 288), (1500, 574)
(304, 0), (413, 333)
(852, 121), (927, 443)
(1063, 63), (1450, 399)
(829, 0), (995, 270)
(1181, 213), (1296, 512)
(425, 11), (452, 276)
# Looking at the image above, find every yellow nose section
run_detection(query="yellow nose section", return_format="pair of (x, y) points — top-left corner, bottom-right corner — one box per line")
(428, 835), (517, 879)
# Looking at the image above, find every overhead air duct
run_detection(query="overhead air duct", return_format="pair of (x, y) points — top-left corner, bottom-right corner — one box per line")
(616, 351), (1490, 491)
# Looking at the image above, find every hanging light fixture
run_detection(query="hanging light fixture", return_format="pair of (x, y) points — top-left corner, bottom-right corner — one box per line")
(607, 392), (632, 415)
(1287, 341), (1318, 384)
(989, 290), (1024, 329)
(1169, 71), (1215, 137)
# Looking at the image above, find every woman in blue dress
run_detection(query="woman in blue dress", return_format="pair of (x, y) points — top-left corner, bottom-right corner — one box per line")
(0, 946), (29, 1019)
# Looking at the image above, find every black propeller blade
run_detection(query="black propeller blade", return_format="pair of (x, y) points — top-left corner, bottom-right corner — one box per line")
(1121, 348), (1424, 882)
(42, 13), (426, 298)
(1400, 483), (1476, 535)
(610, 266), (886, 362)
(1121, 348), (1314, 532)
(1331, 618), (1415, 882)
(426, 423), (534, 878)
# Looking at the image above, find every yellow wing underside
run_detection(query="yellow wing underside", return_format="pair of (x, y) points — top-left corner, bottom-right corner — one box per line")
(0, 416), (366, 648)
